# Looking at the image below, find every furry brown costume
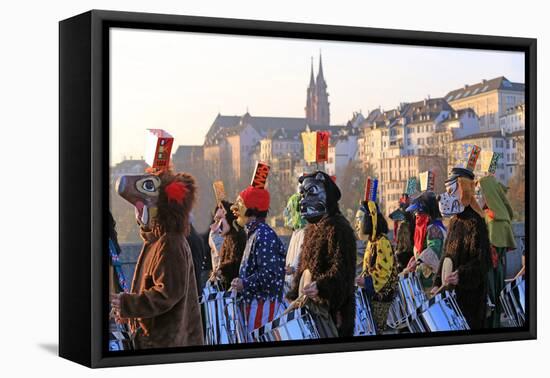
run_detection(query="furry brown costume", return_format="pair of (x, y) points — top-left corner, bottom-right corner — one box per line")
(433, 206), (490, 329)
(217, 201), (246, 285)
(436, 168), (491, 330)
(116, 170), (204, 349)
(287, 214), (357, 337)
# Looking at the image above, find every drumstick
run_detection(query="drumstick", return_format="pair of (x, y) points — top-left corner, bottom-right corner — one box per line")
(441, 257), (453, 284)
(432, 284), (448, 297)
(298, 269), (312, 296)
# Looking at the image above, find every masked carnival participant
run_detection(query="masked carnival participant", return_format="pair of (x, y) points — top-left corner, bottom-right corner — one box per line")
(477, 154), (516, 328)
(283, 192), (307, 293)
(388, 190), (415, 273)
(208, 205), (225, 278)
(230, 162), (286, 334)
(355, 177), (397, 333)
(435, 146), (491, 330)
(404, 172), (447, 290)
(112, 170), (204, 348)
(213, 200), (246, 288)
(286, 171), (356, 337)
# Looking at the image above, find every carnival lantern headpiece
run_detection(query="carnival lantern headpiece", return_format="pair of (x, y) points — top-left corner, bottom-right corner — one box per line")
(389, 177), (417, 222)
(406, 171), (439, 217)
(355, 177), (386, 241)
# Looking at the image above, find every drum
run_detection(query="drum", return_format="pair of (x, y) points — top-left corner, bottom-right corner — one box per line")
(500, 276), (526, 327)
(408, 290), (470, 332)
(250, 307), (321, 342)
(354, 287), (377, 336)
(200, 285), (247, 345)
(386, 272), (427, 330)
(108, 321), (133, 351)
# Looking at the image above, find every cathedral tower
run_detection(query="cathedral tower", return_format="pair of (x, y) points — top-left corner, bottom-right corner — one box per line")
(305, 53), (330, 126)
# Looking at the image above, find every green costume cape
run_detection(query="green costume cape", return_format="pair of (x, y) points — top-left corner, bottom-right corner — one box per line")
(479, 175), (516, 249)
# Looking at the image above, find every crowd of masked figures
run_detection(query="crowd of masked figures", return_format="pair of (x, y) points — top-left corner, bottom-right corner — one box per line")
(108, 165), (526, 351)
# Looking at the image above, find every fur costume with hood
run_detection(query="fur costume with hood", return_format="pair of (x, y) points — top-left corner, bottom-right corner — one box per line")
(217, 200), (247, 286)
(116, 170), (204, 349)
(287, 171), (357, 337)
(435, 168), (491, 330)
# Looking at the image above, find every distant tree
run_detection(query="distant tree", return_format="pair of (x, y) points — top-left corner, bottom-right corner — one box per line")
(339, 160), (368, 224)
(507, 172), (525, 222)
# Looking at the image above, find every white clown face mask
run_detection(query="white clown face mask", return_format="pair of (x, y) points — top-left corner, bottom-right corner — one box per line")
(438, 177), (465, 217)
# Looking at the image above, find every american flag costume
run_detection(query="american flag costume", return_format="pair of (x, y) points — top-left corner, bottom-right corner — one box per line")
(239, 219), (286, 335)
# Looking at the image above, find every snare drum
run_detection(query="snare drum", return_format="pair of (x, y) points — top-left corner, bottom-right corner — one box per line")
(251, 307), (321, 342)
(386, 272), (427, 330)
(354, 287), (377, 336)
(500, 277), (526, 327)
(408, 290), (470, 332)
(108, 321), (134, 351)
(200, 286), (247, 345)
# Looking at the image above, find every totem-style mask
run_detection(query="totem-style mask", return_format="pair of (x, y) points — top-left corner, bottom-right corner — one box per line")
(230, 196), (248, 227)
(116, 174), (162, 228)
(298, 173), (328, 223)
(438, 176), (465, 217)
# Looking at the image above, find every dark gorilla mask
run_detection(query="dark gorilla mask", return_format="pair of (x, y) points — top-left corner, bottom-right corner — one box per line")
(298, 173), (328, 223)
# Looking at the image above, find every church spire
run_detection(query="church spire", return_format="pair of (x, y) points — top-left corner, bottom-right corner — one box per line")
(316, 52), (326, 87)
(306, 53), (330, 126)
(308, 56), (315, 88)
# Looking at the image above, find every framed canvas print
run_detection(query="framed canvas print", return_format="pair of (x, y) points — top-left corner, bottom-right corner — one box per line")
(59, 10), (536, 368)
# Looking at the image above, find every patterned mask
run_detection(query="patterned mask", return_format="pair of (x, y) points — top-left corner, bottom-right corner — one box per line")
(438, 177), (465, 217)
(284, 193), (306, 230)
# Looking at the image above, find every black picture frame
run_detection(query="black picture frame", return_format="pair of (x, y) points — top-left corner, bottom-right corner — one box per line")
(59, 9), (537, 368)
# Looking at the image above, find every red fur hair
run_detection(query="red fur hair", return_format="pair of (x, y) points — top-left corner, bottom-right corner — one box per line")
(152, 170), (196, 236)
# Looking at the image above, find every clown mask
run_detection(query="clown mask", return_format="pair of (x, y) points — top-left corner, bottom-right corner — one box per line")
(438, 176), (465, 217)
(116, 174), (161, 228)
(230, 196), (248, 227)
(298, 173), (328, 223)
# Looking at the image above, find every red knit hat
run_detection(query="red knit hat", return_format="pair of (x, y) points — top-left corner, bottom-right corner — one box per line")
(240, 185), (270, 211)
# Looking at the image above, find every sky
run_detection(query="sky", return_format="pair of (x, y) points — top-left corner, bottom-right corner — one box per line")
(110, 27), (525, 165)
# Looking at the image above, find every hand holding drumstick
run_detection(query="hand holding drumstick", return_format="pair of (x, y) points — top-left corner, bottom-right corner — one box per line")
(303, 281), (319, 300)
